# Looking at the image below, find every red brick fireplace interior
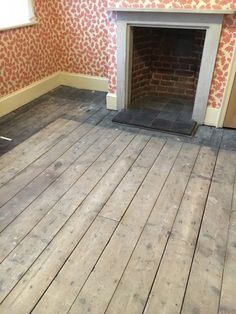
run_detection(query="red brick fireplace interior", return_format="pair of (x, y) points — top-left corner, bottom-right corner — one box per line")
(113, 26), (206, 136)
(131, 27), (206, 107)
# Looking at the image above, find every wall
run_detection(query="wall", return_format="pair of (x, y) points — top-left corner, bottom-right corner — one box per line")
(0, 0), (59, 97)
(1, 0), (236, 112)
(53, 0), (108, 78)
(0, 0), (109, 99)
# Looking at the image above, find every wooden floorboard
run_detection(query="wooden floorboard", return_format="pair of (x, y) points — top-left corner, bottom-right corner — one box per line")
(0, 108), (107, 208)
(0, 112), (115, 261)
(0, 118), (77, 176)
(0, 87), (236, 314)
(219, 182), (236, 314)
(0, 129), (132, 301)
(0, 109), (110, 232)
(105, 143), (200, 314)
(0, 88), (105, 155)
(32, 136), (164, 313)
(143, 146), (217, 314)
(181, 149), (236, 314)
(68, 141), (181, 314)
(0, 132), (149, 312)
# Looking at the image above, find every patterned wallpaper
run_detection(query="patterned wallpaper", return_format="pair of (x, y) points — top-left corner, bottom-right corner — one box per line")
(108, 0), (235, 10)
(1, 0), (236, 110)
(53, 0), (109, 78)
(0, 0), (59, 97)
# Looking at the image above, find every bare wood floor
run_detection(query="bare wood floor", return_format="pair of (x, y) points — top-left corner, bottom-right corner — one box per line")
(0, 87), (236, 314)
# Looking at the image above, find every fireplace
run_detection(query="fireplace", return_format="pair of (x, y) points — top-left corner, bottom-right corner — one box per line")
(114, 24), (208, 134)
(114, 11), (224, 129)
(113, 26), (206, 135)
(131, 27), (206, 107)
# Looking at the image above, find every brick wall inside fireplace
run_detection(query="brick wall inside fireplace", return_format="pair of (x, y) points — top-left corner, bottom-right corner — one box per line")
(131, 27), (206, 104)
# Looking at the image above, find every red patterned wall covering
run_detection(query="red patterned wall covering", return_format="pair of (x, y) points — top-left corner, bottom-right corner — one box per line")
(0, 0), (60, 97)
(52, 0), (109, 79)
(1, 0), (236, 111)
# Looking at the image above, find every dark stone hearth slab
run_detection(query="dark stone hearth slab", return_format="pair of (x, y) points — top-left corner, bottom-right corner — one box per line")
(172, 120), (197, 136)
(158, 111), (178, 122)
(112, 110), (135, 124)
(177, 111), (193, 122)
(131, 110), (159, 127)
(113, 109), (197, 136)
(151, 117), (173, 131)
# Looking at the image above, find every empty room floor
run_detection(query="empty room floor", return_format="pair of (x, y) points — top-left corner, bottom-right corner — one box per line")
(0, 87), (235, 314)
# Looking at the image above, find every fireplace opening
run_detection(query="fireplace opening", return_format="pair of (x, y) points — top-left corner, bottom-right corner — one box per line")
(113, 26), (206, 136)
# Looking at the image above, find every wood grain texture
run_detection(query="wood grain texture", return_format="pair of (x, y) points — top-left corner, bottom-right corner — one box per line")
(0, 119), (78, 186)
(219, 208), (236, 314)
(0, 133), (150, 311)
(0, 130), (134, 303)
(0, 114), (116, 262)
(68, 141), (181, 314)
(144, 146), (217, 314)
(182, 149), (236, 314)
(0, 108), (106, 208)
(106, 143), (200, 314)
(33, 138), (164, 314)
(99, 137), (166, 221)
(0, 88), (236, 314)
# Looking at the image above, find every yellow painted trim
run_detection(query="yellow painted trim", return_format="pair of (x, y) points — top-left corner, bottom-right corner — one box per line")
(0, 72), (60, 117)
(59, 72), (108, 92)
(0, 72), (110, 118)
(106, 93), (117, 110)
(204, 107), (220, 126)
(217, 48), (236, 127)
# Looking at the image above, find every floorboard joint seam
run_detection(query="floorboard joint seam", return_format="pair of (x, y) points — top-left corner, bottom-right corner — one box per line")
(0, 108), (106, 208)
(102, 141), (183, 313)
(66, 137), (167, 313)
(0, 107), (102, 189)
(0, 111), (113, 236)
(217, 163), (236, 314)
(141, 144), (202, 314)
(0, 122), (121, 264)
(0, 130), (138, 304)
(179, 145), (221, 314)
(31, 135), (154, 313)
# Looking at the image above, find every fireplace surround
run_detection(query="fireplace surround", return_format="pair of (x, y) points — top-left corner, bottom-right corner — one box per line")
(115, 10), (224, 124)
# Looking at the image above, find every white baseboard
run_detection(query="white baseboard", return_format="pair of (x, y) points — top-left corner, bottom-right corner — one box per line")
(0, 72), (109, 118)
(0, 73), (60, 117)
(59, 72), (108, 92)
(106, 93), (117, 110)
(204, 107), (221, 127)
(0, 74), (222, 127)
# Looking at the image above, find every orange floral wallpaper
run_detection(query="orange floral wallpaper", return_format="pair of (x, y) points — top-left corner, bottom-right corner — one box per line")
(1, 0), (236, 110)
(53, 0), (109, 78)
(108, 0), (235, 10)
(0, 0), (60, 97)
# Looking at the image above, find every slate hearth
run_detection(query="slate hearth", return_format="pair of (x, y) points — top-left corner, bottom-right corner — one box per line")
(112, 96), (197, 136)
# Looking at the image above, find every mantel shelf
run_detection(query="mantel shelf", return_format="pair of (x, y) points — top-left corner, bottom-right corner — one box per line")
(107, 8), (235, 14)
